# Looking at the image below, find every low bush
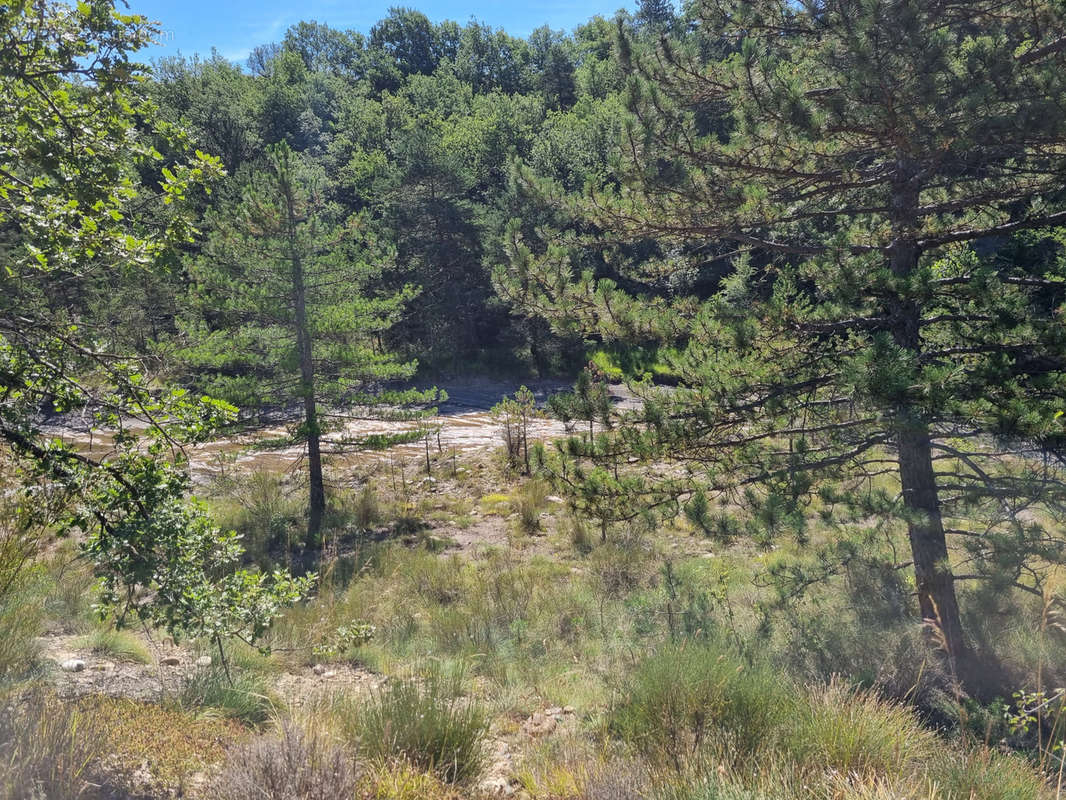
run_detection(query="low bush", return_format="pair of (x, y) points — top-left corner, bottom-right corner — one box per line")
(343, 662), (488, 783)
(207, 721), (360, 800)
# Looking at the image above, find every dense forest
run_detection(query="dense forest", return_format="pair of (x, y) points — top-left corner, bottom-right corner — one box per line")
(5, 1), (1066, 798)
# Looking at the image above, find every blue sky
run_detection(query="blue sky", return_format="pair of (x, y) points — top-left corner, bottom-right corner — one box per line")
(125, 1), (631, 65)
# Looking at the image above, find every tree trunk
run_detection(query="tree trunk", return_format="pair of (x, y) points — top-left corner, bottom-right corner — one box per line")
(295, 279), (324, 542)
(888, 164), (968, 679)
(897, 422), (967, 675)
(283, 176), (324, 544)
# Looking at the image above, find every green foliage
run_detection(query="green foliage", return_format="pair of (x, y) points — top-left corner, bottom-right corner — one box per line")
(500, 0), (1066, 682)
(343, 661), (488, 783)
(181, 140), (438, 540)
(85, 469), (312, 646)
(0, 0), (308, 654)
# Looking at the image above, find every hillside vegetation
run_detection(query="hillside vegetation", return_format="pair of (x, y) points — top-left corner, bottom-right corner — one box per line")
(4, 1), (1066, 798)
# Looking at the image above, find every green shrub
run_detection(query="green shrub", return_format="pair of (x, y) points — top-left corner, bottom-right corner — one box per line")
(179, 666), (277, 726)
(343, 662), (488, 783)
(609, 643), (793, 771)
(206, 721), (360, 800)
(0, 688), (107, 800)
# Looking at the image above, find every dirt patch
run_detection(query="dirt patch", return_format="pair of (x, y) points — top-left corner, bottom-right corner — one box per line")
(36, 634), (189, 702)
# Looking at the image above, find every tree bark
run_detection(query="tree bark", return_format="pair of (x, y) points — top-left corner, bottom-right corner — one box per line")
(282, 174), (325, 543)
(888, 163), (967, 677)
(897, 422), (966, 674)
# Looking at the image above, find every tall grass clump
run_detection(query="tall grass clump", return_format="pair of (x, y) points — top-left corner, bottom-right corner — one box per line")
(75, 627), (151, 664)
(609, 642), (793, 771)
(0, 581), (45, 683)
(781, 679), (935, 778)
(343, 661), (488, 783)
(179, 666), (277, 726)
(0, 514), (47, 681)
(207, 720), (360, 800)
(0, 688), (106, 800)
(512, 479), (549, 535)
(211, 469), (305, 560)
(927, 745), (1051, 800)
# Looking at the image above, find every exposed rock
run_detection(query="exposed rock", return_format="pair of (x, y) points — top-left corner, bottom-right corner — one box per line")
(478, 776), (516, 796)
(196, 655), (213, 667)
(312, 663), (327, 676)
(160, 656), (181, 667)
(546, 495), (564, 504)
(522, 711), (557, 737)
(61, 658), (85, 672)
(323, 670), (337, 678)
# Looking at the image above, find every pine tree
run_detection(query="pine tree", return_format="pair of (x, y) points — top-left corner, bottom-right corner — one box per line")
(503, 0), (1066, 688)
(183, 142), (434, 542)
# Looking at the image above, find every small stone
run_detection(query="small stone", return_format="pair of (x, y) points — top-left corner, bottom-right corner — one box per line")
(545, 706), (563, 717)
(478, 777), (515, 796)
(522, 712), (557, 737)
(627, 456), (639, 464)
(196, 655), (212, 667)
(160, 656), (181, 667)
(61, 658), (86, 672)
(546, 495), (564, 504)
(323, 670), (337, 678)
(312, 664), (327, 676)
